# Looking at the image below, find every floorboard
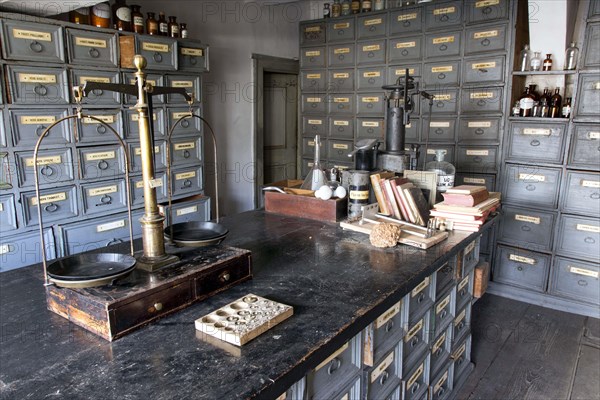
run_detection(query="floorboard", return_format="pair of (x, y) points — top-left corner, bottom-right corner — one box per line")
(570, 345), (600, 400)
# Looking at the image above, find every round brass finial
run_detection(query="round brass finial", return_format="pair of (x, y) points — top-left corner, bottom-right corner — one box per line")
(134, 55), (147, 71)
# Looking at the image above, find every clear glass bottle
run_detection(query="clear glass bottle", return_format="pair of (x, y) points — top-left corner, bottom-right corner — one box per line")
(158, 11), (168, 36)
(562, 97), (572, 118)
(374, 0), (385, 10)
(324, 3), (331, 18)
(168, 16), (179, 37)
(146, 12), (158, 35)
(362, 0), (373, 12)
(512, 101), (520, 116)
(180, 23), (188, 38)
(542, 53), (553, 71)
(540, 87), (551, 105)
(565, 42), (579, 70)
(518, 87), (536, 117)
(426, 150), (455, 195)
(341, 0), (351, 15)
(550, 88), (562, 118)
(539, 98), (550, 118)
(332, 0), (341, 17)
(518, 44), (530, 72)
(530, 51), (542, 71)
(131, 5), (144, 34)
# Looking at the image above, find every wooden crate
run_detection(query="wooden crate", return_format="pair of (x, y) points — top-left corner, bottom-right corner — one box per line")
(474, 261), (490, 298)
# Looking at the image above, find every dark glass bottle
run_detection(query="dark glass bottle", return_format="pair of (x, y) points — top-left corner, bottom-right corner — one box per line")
(324, 3), (331, 18)
(518, 87), (536, 117)
(91, 2), (111, 28)
(540, 87), (551, 105)
(146, 12), (158, 35)
(550, 88), (563, 118)
(351, 0), (361, 13)
(180, 23), (188, 38)
(113, 0), (132, 31)
(158, 12), (168, 36)
(341, 0), (351, 15)
(528, 84), (539, 101)
(168, 16), (179, 37)
(69, 7), (90, 25)
(131, 5), (144, 34)
(362, 0), (373, 12)
(542, 53), (553, 71)
(539, 98), (550, 118)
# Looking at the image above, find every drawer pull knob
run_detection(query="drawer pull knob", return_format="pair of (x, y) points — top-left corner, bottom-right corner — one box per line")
(88, 48), (100, 58)
(106, 238), (123, 246)
(338, 127), (344, 132)
(439, 44), (448, 52)
(309, 57), (315, 62)
(379, 370), (389, 386)
(40, 165), (55, 176)
(311, 103), (317, 108)
(183, 179), (193, 188)
(436, 101), (445, 108)
(473, 156), (483, 163)
(438, 388), (446, 397)
(591, 193), (600, 200)
(521, 225), (531, 232)
(29, 41), (44, 53)
(460, 288), (466, 296)
(440, 14), (449, 22)
(477, 99), (486, 106)
(417, 292), (425, 303)
(401, 49), (409, 56)
(44, 203), (58, 213)
(437, 73), (446, 80)
(369, 26), (376, 32)
(327, 358), (342, 375)
(153, 52), (163, 63)
(96, 125), (107, 134)
(35, 125), (47, 136)
(475, 128), (485, 135)
(385, 320), (395, 332)
(367, 128), (374, 134)
(517, 266), (524, 271)
(411, 382), (420, 394)
(34, 84), (48, 96)
(482, 6), (493, 14)
(338, 30), (344, 36)
(97, 160), (110, 170)
(338, 104), (344, 109)
(312, 125), (317, 130)
(525, 184), (536, 191)
(481, 38), (491, 46)
(530, 140), (541, 147)
(369, 78), (376, 84)
(338, 55), (345, 61)
(219, 271), (231, 283)
(367, 103), (373, 109)
(92, 88), (104, 97)
(584, 237), (595, 244)
(410, 336), (420, 347)
(440, 310), (447, 319)
(578, 279), (588, 287)
(435, 348), (443, 357)
(100, 194), (112, 204)
(435, 128), (444, 135)
(458, 321), (465, 330)
(154, 302), (163, 311)
(181, 120), (190, 128)
(183, 150), (191, 158)
(403, 21), (411, 27)
(457, 356), (464, 365)
(368, 52), (375, 58)
(478, 68), (488, 73)
(190, 57), (198, 65)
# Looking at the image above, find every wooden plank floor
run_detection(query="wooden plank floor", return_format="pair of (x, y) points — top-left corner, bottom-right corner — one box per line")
(457, 294), (600, 400)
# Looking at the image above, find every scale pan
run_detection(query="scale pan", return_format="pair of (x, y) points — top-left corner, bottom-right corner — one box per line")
(164, 221), (229, 247)
(47, 253), (137, 288)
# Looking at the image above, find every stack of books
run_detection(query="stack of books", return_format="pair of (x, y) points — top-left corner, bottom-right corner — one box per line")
(370, 171), (430, 226)
(430, 185), (501, 232)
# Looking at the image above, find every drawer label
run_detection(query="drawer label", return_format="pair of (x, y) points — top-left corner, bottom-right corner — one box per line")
(0, 204), (3, 212)
(427, 149), (447, 155)
(30, 192), (67, 206)
(411, 276), (430, 296)
(362, 45), (381, 52)
(374, 301), (401, 329)
(466, 240), (476, 253)
(371, 351), (394, 383)
(25, 155), (61, 167)
(134, 146), (160, 156)
(176, 205), (198, 216)
(436, 294), (451, 315)
(176, 171), (196, 180)
(333, 73), (350, 79)
(588, 131), (600, 140)
(75, 37), (107, 48)
(453, 342), (467, 360)
(21, 116), (56, 125)
(334, 48), (351, 54)
(509, 254), (536, 265)
(13, 29), (51, 42)
(308, 119), (323, 125)
(470, 92), (494, 99)
(130, 79), (157, 86)
(430, 121), (450, 128)
(172, 112), (193, 120)
(515, 214), (541, 224)
(334, 120), (349, 126)
(131, 113), (158, 122)
(333, 97), (350, 103)
(333, 143), (349, 150)
(315, 342), (348, 371)
(362, 121), (380, 127)
(476, 0), (500, 7)
(433, 93), (452, 100)
(181, 47), (203, 56)
(142, 42), (169, 52)
(474, 30), (499, 39)
(455, 308), (466, 326)
(333, 23), (350, 29)
(308, 141), (316, 146)
(432, 65), (454, 73)
(396, 41), (416, 48)
(305, 50), (321, 57)
(468, 121), (492, 128)
(362, 97), (379, 103)
(79, 76), (111, 84)
(581, 180), (600, 188)
(88, 185), (117, 197)
(306, 97), (321, 103)
(432, 332), (447, 354)
(97, 219), (125, 233)
(434, 6), (456, 15)
(518, 173), (545, 182)
(464, 177), (486, 184)
(174, 142), (196, 150)
(365, 18), (382, 26)
(406, 122), (412, 128)
(171, 80), (194, 88)
(85, 151), (115, 161)
(434, 370), (449, 394)
(83, 115), (115, 124)
(135, 179), (163, 189)
(466, 149), (489, 156)
(407, 363), (424, 389)
(576, 224), (600, 233)
(395, 68), (416, 76)
(397, 13), (418, 21)
(405, 319), (423, 342)
(523, 128), (551, 136)
(0, 244), (10, 255)
(472, 62), (497, 69)
(18, 73), (56, 84)
(363, 71), (381, 78)
(569, 266), (599, 279)
(333, 165), (350, 171)
(433, 36), (455, 44)
(304, 26), (321, 33)
(306, 74), (321, 79)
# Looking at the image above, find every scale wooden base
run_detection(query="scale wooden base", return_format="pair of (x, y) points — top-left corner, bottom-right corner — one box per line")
(46, 246), (252, 341)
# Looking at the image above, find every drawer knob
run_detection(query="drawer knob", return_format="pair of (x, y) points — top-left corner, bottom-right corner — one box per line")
(473, 156), (483, 163)
(367, 52), (375, 58)
(88, 48), (100, 58)
(435, 347), (443, 357)
(338, 55), (345, 61)
(403, 20), (411, 27)
(578, 279), (588, 287)
(517, 266), (523, 271)
(327, 357), (342, 375)
(410, 336), (420, 347)
(154, 302), (163, 311)
(401, 49), (409, 56)
(438, 73), (447, 80)
(29, 40), (44, 53)
(525, 184), (536, 192)
(44, 202), (58, 213)
(369, 26), (376, 32)
(367, 128), (374, 134)
(379, 370), (389, 386)
(481, 38), (491, 46)
(40, 165), (55, 177)
(460, 288), (467, 296)
(530, 139), (541, 147)
(190, 57), (198, 65)
(183, 150), (191, 158)
(477, 99), (487, 106)
(475, 128), (485, 135)
(482, 6), (493, 14)
(438, 387), (446, 397)
(367, 103), (373, 109)
(440, 310), (447, 319)
(106, 238), (123, 247)
(34, 84), (48, 97)
(100, 194), (112, 204)
(219, 271), (231, 283)
(435, 128), (444, 135)
(520, 225), (531, 232)
(181, 120), (190, 128)
(458, 321), (465, 330)
(338, 127), (344, 132)
(457, 356), (464, 365)
(385, 320), (395, 332)
(411, 382), (420, 394)
(417, 292), (425, 303)
(440, 14), (449, 22)
(183, 179), (193, 188)
(309, 57), (315, 62)
(591, 193), (600, 200)
(436, 101), (445, 108)
(338, 30), (344, 36)
(97, 160), (110, 170)
(96, 125), (107, 134)
(369, 78), (376, 84)
(35, 125), (47, 137)
(153, 52), (163, 63)
(584, 237), (595, 244)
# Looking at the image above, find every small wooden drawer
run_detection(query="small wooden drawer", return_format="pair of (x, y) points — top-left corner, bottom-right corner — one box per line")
(464, 24), (509, 55)
(21, 185), (78, 227)
(130, 141), (167, 172)
(424, 90), (460, 114)
(15, 148), (74, 188)
(452, 303), (472, 346)
(328, 69), (356, 92)
(462, 56), (505, 85)
(575, 74), (600, 118)
(434, 260), (456, 298)
(67, 28), (118, 67)
(171, 166), (203, 197)
(582, 22), (600, 69)
(131, 173), (167, 206)
(388, 36), (423, 63)
(0, 194), (17, 232)
(364, 300), (405, 366)
(1, 20), (64, 63)
(561, 171), (600, 216)
(421, 118), (457, 142)
(455, 271), (474, 312)
(166, 196), (210, 226)
(328, 44), (356, 67)
(499, 205), (557, 252)
(357, 118), (385, 140)
(165, 75), (201, 103)
(357, 92), (385, 115)
(363, 346), (402, 400)
(460, 87), (504, 114)
(78, 145), (126, 181)
(403, 353), (430, 400)
(300, 46), (326, 69)
(425, 31), (462, 59)
(0, 229), (55, 272)
(456, 146), (498, 173)
(429, 363), (454, 400)
(123, 72), (164, 104)
(461, 238), (480, 278)
(301, 70), (327, 92)
(328, 140), (353, 162)
(327, 18), (356, 42)
(458, 118), (501, 142)
(167, 107), (203, 136)
(357, 39), (386, 65)
(402, 312), (430, 369)
(177, 41), (208, 72)
(358, 14), (388, 39)
(6, 65), (69, 105)
(357, 67), (386, 92)
(300, 21), (326, 46)
(328, 94), (355, 115)
(404, 276), (435, 326)
(425, 1), (463, 30)
(72, 69), (121, 105)
(389, 7), (423, 34)
(549, 257), (599, 306)
(80, 179), (127, 216)
(9, 108), (72, 147)
(170, 136), (203, 167)
(555, 215), (600, 261)
(194, 255), (252, 298)
(301, 94), (327, 115)
(568, 124), (600, 169)
(124, 108), (166, 139)
(507, 122), (567, 164)
(451, 335), (472, 386)
(328, 117), (354, 139)
(77, 109), (123, 144)
(467, 0), (509, 23)
(302, 116), (327, 137)
(424, 61), (461, 88)
(493, 245), (550, 292)
(430, 323), (453, 379)
(502, 164), (561, 209)
(135, 36), (177, 71)
(455, 173), (496, 192)
(431, 287), (456, 337)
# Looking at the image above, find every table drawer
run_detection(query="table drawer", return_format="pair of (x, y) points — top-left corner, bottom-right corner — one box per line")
(562, 171), (600, 216)
(301, 94), (327, 114)
(0, 194), (17, 232)
(165, 75), (201, 104)
(300, 46), (326, 69)
(300, 22), (326, 46)
(431, 288), (455, 337)
(549, 257), (600, 306)
(499, 206), (557, 251)
(503, 164), (561, 208)
(357, 67), (386, 92)
(328, 44), (356, 67)
(15, 148), (74, 188)
(364, 347), (402, 400)
(194, 254), (252, 298)
(6, 65), (69, 104)
(456, 146), (498, 173)
(451, 335), (472, 385)
(425, 31), (462, 59)
(72, 69), (121, 105)
(10, 108), (71, 147)
(357, 92), (385, 115)
(452, 303), (471, 345)
(455, 271), (474, 311)
(301, 70), (327, 92)
(430, 364), (453, 400)
(136, 36), (177, 71)
(130, 141), (167, 172)
(124, 108), (165, 139)
(464, 24), (509, 55)
(1, 20), (64, 63)
(171, 166), (203, 197)
(328, 69), (355, 92)
(329, 117), (354, 139)
(170, 136), (203, 167)
(435, 261), (456, 298)
(425, 1), (463, 30)
(124, 72), (164, 104)
(556, 215), (600, 261)
(0, 229), (55, 271)
(462, 56), (505, 85)
(405, 276), (435, 325)
(328, 140), (353, 162)
(80, 179), (127, 216)
(358, 14), (388, 39)
(425, 90), (459, 114)
(403, 353), (430, 400)
(21, 185), (78, 226)
(327, 18), (356, 42)
(568, 124), (600, 168)
(507, 122), (567, 163)
(583, 22), (600, 69)
(177, 41), (208, 72)
(357, 40), (386, 65)
(303, 116), (327, 137)
(424, 61), (461, 88)
(467, 0), (510, 22)
(78, 145), (126, 181)
(430, 323), (453, 379)
(131, 172), (167, 206)
(403, 313), (430, 368)
(167, 197), (210, 226)
(458, 118), (501, 142)
(388, 36), (423, 63)
(67, 28), (118, 67)
(455, 173), (496, 192)
(493, 245), (550, 292)
(460, 87), (503, 114)
(389, 7), (423, 34)
(575, 74), (600, 118)
(367, 300), (405, 364)
(357, 118), (385, 140)
(421, 118), (457, 142)
(167, 107), (202, 136)
(328, 94), (355, 115)
(77, 110), (123, 144)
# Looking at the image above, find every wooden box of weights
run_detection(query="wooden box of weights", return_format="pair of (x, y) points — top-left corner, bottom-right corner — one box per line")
(264, 180), (347, 223)
(46, 246), (252, 341)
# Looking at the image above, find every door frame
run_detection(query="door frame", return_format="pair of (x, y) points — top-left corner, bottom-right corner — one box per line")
(252, 54), (299, 209)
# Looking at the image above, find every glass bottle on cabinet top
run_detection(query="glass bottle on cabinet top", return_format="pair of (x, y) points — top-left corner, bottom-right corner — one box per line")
(168, 16), (179, 37)
(146, 12), (158, 35)
(542, 54), (553, 71)
(158, 11), (168, 36)
(113, 0), (132, 31)
(362, 0), (373, 12)
(131, 5), (144, 33)
(550, 88), (562, 118)
(351, 0), (360, 14)
(332, 0), (341, 17)
(426, 149), (455, 195)
(518, 44), (531, 72)
(564, 42), (579, 70)
(530, 51), (542, 71)
(180, 23), (188, 38)
(341, 0), (351, 15)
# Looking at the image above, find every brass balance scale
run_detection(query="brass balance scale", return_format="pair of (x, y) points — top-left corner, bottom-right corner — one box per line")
(33, 55), (252, 341)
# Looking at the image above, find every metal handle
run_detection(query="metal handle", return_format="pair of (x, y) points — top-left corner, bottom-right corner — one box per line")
(29, 40), (44, 53)
(411, 382), (420, 394)
(385, 320), (395, 332)
(473, 156), (483, 163)
(368, 78), (376, 84)
(106, 238), (124, 246)
(460, 288), (466, 296)
(309, 57), (315, 62)
(338, 30), (344, 35)
(440, 310), (447, 319)
(584, 237), (595, 244)
(153, 52), (163, 62)
(435, 347), (443, 357)
(339, 54), (345, 60)
(34, 84), (48, 96)
(92, 88), (104, 96)
(97, 124), (107, 134)
(482, 5), (493, 14)
(181, 119), (190, 128)
(190, 57), (197, 65)
(97, 160), (109, 170)
(403, 20), (411, 27)
(219, 271), (231, 283)
(35, 125), (46, 136)
(458, 321), (465, 330)
(457, 356), (465, 366)
(591, 192), (600, 200)
(183, 149), (191, 158)
(437, 101), (445, 108)
(481, 38), (491, 46)
(440, 14), (449, 22)
(526, 184), (536, 191)
(182, 179), (192, 188)
(530, 139), (541, 147)
(438, 73), (446, 80)
(417, 292), (425, 303)
(475, 128), (484, 135)
(153, 302), (163, 312)
(89, 47), (100, 58)
(521, 225), (531, 232)
(438, 388), (446, 397)
(327, 358), (342, 375)
(439, 44), (448, 51)
(100, 194), (112, 204)
(435, 128), (444, 135)
(44, 203), (58, 213)
(40, 165), (55, 176)
(379, 370), (389, 386)
(578, 280), (588, 287)
(477, 99), (486, 106)
(338, 126), (344, 132)
(367, 103), (373, 109)
(369, 26), (376, 32)
(367, 128), (374, 134)
(368, 51), (375, 58)
(410, 336), (420, 347)
(401, 49), (409, 56)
